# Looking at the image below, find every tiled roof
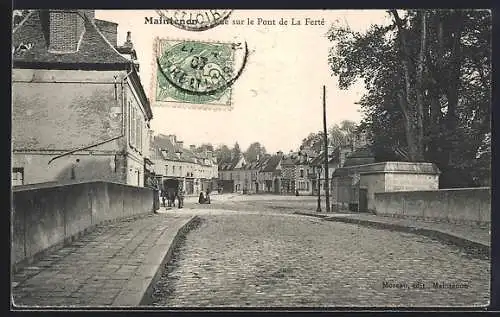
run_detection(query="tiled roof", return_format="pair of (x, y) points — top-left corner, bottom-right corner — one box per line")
(281, 153), (297, 166)
(12, 11), (154, 121)
(218, 155), (243, 171)
(153, 135), (183, 162)
(153, 135), (216, 166)
(12, 11), (130, 67)
(343, 146), (375, 167)
(310, 148), (340, 166)
(261, 154), (282, 172)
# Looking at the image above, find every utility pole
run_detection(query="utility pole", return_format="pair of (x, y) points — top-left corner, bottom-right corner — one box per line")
(316, 165), (322, 212)
(323, 85), (331, 213)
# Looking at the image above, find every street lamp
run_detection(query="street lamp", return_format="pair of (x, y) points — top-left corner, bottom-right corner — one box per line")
(316, 164), (323, 212)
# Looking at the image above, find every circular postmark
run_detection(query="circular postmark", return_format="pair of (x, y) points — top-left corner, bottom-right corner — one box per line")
(156, 39), (248, 99)
(155, 10), (232, 32)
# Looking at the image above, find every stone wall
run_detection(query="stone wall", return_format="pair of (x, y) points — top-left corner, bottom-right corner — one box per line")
(12, 181), (155, 269)
(12, 153), (127, 185)
(374, 187), (491, 225)
(12, 69), (125, 151)
(331, 162), (440, 212)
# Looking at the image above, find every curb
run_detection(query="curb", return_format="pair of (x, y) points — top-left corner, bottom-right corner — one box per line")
(138, 216), (202, 306)
(294, 212), (490, 260)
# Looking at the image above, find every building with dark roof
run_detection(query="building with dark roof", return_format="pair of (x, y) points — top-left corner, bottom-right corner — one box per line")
(12, 10), (153, 187)
(151, 134), (218, 195)
(218, 153), (248, 193)
(256, 152), (284, 194)
(280, 148), (317, 195)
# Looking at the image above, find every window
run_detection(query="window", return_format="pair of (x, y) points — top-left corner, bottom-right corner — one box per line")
(306, 182), (309, 191)
(128, 102), (133, 145)
(165, 165), (168, 175)
(132, 106), (136, 147)
(300, 169), (304, 178)
(172, 166), (176, 174)
(179, 166), (183, 176)
(12, 167), (24, 186)
(136, 113), (142, 152)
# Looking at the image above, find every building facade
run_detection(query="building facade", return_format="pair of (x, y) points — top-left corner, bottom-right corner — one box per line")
(151, 134), (218, 196)
(256, 153), (283, 194)
(218, 154), (247, 193)
(12, 10), (153, 187)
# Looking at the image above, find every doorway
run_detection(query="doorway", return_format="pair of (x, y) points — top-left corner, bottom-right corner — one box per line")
(359, 188), (368, 212)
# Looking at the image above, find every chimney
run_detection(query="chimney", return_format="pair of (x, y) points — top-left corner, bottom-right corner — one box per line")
(277, 151), (283, 156)
(47, 10), (90, 53)
(176, 141), (184, 149)
(168, 134), (176, 144)
(206, 150), (213, 159)
(123, 31), (133, 48)
(190, 144), (196, 151)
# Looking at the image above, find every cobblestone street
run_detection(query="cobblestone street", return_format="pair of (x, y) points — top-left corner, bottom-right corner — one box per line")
(151, 195), (490, 307)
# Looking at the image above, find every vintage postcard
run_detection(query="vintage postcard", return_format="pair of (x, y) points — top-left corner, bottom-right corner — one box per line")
(11, 9), (492, 309)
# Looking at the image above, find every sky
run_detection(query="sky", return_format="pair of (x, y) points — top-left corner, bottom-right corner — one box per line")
(95, 10), (391, 153)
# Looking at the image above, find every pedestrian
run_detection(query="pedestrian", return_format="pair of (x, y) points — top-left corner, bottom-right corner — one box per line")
(161, 189), (166, 207)
(198, 191), (205, 204)
(177, 188), (185, 209)
(205, 188), (211, 204)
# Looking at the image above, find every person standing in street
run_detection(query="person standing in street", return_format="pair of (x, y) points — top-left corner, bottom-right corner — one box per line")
(205, 188), (211, 204)
(177, 188), (185, 209)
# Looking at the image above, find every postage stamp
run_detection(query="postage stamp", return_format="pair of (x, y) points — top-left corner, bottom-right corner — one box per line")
(151, 37), (247, 110)
(154, 10), (232, 32)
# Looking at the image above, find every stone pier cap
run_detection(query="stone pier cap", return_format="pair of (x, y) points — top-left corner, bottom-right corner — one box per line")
(333, 161), (441, 176)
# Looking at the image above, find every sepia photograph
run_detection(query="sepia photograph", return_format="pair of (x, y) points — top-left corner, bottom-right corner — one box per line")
(11, 8), (491, 309)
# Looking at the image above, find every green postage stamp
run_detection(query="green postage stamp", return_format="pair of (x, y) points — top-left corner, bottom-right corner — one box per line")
(151, 38), (235, 110)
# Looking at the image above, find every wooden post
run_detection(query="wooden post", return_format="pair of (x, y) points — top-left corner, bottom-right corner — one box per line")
(323, 85), (331, 213)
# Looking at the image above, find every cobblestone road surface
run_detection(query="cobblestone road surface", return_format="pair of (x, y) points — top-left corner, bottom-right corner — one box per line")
(150, 195), (490, 308)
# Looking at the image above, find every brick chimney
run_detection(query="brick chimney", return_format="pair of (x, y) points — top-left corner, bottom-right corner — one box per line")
(168, 134), (176, 144)
(176, 141), (184, 150)
(123, 31), (133, 49)
(47, 10), (93, 53)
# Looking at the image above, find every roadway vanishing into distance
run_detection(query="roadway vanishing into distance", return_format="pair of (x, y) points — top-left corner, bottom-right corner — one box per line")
(149, 194), (490, 307)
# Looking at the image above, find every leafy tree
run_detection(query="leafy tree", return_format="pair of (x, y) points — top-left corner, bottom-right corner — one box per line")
(244, 142), (267, 162)
(232, 142), (241, 157)
(328, 120), (358, 149)
(301, 132), (324, 153)
(328, 9), (491, 187)
(301, 120), (358, 154)
(197, 143), (214, 152)
(215, 144), (232, 163)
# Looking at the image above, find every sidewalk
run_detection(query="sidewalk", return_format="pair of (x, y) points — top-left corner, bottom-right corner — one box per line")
(295, 211), (490, 258)
(12, 212), (199, 307)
